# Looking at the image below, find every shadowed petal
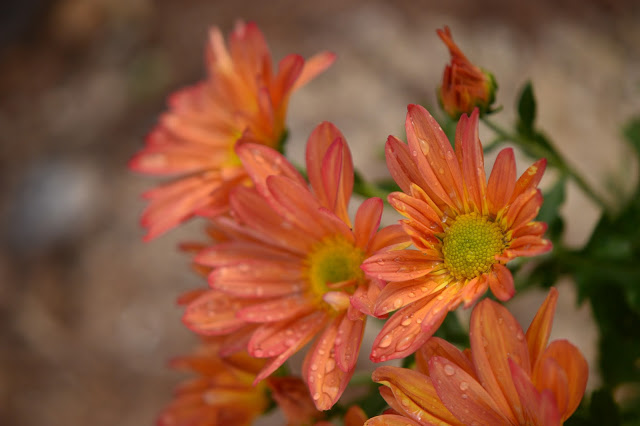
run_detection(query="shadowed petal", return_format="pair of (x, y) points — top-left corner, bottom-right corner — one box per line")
(237, 295), (313, 323)
(372, 366), (462, 425)
(429, 356), (511, 425)
(509, 359), (562, 426)
(534, 340), (588, 421)
(368, 224), (412, 253)
(306, 123), (349, 209)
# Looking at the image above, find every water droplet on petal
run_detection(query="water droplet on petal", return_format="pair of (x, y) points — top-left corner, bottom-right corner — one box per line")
(516, 331), (524, 341)
(412, 150), (418, 157)
(379, 334), (393, 348)
(393, 298), (403, 309)
(396, 334), (414, 351)
(401, 317), (412, 327)
(313, 392), (321, 401)
(376, 259), (385, 266)
(459, 381), (469, 391)
(325, 359), (335, 373)
(311, 364), (318, 371)
(254, 349), (264, 357)
(462, 394), (468, 399)
(444, 365), (455, 376)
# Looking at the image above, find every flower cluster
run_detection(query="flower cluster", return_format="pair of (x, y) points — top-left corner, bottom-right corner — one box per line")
(132, 22), (589, 425)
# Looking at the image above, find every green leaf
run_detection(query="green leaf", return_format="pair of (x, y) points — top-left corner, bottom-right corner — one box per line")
(622, 116), (640, 159)
(537, 177), (566, 242)
(517, 81), (536, 133)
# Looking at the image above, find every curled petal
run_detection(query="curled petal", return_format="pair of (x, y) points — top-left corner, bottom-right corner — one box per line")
(488, 263), (515, 302)
(509, 359), (562, 426)
(456, 109), (487, 213)
(511, 158), (547, 203)
(385, 135), (429, 195)
(335, 315), (366, 372)
(182, 291), (251, 335)
(320, 138), (354, 225)
(534, 340), (588, 421)
(469, 298), (531, 424)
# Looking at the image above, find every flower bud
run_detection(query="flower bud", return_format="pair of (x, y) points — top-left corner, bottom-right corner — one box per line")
(437, 26), (497, 119)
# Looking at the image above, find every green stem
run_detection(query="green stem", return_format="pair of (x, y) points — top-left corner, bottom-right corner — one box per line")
(481, 118), (609, 212)
(353, 170), (393, 200)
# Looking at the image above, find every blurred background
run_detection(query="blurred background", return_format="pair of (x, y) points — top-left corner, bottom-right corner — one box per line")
(1, 0), (639, 425)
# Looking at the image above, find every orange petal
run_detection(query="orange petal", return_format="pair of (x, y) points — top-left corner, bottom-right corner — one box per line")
(372, 366), (461, 425)
(320, 138), (354, 225)
(469, 298), (531, 424)
(509, 358), (562, 426)
(195, 241), (291, 268)
(306, 122), (348, 209)
(370, 288), (454, 362)
(416, 337), (476, 379)
(455, 109), (487, 213)
(504, 188), (543, 231)
(237, 295), (313, 323)
(335, 315), (366, 372)
(303, 316), (354, 410)
(253, 312), (327, 383)
(272, 54), (305, 106)
(236, 143), (306, 198)
(388, 191), (444, 235)
(525, 287), (558, 367)
(487, 148), (516, 215)
(292, 51), (336, 91)
(353, 197), (383, 250)
(344, 405), (368, 426)
(182, 291), (251, 335)
(210, 260), (305, 298)
(510, 158), (547, 203)
(362, 250), (440, 284)
(534, 340), (588, 421)
(488, 264), (515, 302)
(365, 414), (422, 426)
(406, 104), (464, 212)
(429, 356), (511, 425)
(385, 135), (430, 195)
(368, 224), (412, 253)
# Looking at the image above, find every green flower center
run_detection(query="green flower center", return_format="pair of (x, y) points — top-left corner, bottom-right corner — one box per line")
(442, 212), (506, 280)
(305, 235), (365, 299)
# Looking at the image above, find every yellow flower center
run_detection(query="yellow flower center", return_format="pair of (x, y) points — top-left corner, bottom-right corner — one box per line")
(305, 235), (365, 302)
(441, 212), (506, 280)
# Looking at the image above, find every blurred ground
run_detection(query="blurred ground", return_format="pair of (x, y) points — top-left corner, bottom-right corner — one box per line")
(0, 0), (639, 425)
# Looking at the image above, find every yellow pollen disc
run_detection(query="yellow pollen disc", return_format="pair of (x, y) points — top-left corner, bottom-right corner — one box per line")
(441, 212), (507, 280)
(305, 235), (365, 302)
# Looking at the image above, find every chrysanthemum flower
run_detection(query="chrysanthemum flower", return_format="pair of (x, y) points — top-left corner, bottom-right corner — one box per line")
(129, 21), (335, 240)
(362, 105), (552, 362)
(366, 288), (588, 425)
(437, 26), (497, 119)
(157, 341), (269, 426)
(182, 122), (409, 410)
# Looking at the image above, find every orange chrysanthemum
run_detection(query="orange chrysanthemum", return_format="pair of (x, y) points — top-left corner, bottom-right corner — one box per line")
(367, 288), (588, 425)
(130, 21), (335, 240)
(182, 122), (409, 410)
(362, 105), (552, 362)
(157, 341), (269, 426)
(437, 26), (496, 119)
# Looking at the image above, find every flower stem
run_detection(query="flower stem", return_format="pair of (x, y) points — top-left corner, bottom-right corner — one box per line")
(481, 118), (609, 212)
